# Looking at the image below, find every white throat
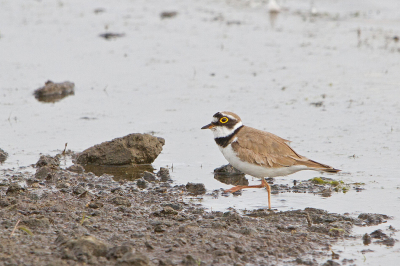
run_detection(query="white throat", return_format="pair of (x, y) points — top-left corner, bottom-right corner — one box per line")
(212, 121), (243, 139)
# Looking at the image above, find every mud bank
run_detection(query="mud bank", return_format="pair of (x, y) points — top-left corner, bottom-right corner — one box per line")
(0, 163), (392, 266)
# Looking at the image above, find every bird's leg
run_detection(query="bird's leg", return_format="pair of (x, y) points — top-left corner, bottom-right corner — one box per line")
(224, 177), (272, 209)
(261, 177), (272, 210)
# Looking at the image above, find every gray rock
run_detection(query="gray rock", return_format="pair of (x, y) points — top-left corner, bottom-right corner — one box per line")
(0, 148), (8, 163)
(76, 133), (165, 165)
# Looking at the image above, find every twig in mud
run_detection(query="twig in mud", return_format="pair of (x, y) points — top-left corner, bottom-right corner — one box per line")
(62, 143), (68, 156)
(10, 219), (21, 237)
(306, 212), (313, 227)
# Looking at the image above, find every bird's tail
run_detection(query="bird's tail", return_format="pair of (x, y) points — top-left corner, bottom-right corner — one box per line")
(303, 159), (341, 173)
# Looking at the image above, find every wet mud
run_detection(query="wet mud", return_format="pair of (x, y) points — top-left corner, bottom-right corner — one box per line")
(0, 157), (394, 266)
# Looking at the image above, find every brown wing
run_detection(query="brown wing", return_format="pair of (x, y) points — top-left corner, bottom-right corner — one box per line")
(231, 126), (339, 171)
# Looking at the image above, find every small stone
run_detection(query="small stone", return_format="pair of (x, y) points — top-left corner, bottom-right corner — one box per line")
(153, 206), (178, 217)
(88, 201), (104, 209)
(110, 196), (131, 207)
(59, 235), (108, 260)
(35, 166), (56, 180)
(0, 148), (8, 163)
(234, 246), (245, 254)
(67, 164), (85, 173)
(322, 260), (341, 266)
(111, 187), (123, 193)
(145, 241), (154, 250)
(22, 217), (51, 228)
(106, 245), (134, 260)
(370, 229), (386, 239)
(0, 199), (10, 207)
(362, 233), (371, 245)
(56, 182), (71, 189)
(185, 183), (206, 195)
(6, 183), (24, 196)
(182, 255), (197, 266)
(159, 259), (176, 266)
(157, 167), (171, 182)
(154, 224), (165, 233)
(31, 183), (40, 188)
(34, 80), (75, 102)
(136, 179), (148, 189)
(160, 11), (178, 19)
(35, 155), (60, 168)
(142, 171), (157, 182)
(375, 237), (396, 247)
(116, 251), (153, 266)
(162, 203), (183, 211)
(72, 186), (87, 195)
(358, 213), (390, 225)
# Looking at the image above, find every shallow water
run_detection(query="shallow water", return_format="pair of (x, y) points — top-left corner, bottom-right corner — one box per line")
(1, 0), (400, 264)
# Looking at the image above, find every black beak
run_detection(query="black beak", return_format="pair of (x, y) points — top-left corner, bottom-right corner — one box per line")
(201, 123), (215, 130)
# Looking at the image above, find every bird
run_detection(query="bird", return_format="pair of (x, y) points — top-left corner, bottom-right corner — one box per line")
(201, 111), (340, 209)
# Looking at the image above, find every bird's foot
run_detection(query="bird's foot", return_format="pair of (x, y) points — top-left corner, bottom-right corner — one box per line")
(224, 186), (247, 194)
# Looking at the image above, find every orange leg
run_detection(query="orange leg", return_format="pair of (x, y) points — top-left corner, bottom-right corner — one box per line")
(224, 177), (271, 209)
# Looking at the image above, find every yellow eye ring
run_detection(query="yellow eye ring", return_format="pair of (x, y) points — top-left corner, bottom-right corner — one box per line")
(220, 117), (229, 123)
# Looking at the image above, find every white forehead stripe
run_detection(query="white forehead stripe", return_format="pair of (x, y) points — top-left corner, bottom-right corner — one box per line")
(221, 113), (236, 120)
(212, 117), (218, 123)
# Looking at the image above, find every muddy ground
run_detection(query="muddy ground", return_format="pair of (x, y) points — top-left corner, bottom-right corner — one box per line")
(0, 156), (394, 266)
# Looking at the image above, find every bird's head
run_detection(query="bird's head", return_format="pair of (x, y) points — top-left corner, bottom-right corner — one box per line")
(201, 111), (243, 138)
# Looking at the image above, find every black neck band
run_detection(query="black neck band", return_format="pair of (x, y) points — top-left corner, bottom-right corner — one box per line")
(214, 125), (243, 148)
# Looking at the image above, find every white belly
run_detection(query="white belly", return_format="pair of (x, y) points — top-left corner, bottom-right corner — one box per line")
(219, 144), (309, 178)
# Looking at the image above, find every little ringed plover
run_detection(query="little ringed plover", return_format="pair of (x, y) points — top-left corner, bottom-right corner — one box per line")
(202, 111), (340, 209)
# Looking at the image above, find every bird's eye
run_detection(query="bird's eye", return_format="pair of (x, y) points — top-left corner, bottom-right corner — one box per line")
(220, 117), (229, 123)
